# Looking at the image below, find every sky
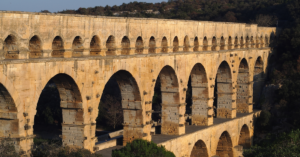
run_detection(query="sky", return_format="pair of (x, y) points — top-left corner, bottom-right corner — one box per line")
(0, 0), (165, 13)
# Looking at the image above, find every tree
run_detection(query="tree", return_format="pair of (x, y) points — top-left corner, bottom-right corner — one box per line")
(250, 14), (276, 26)
(102, 95), (123, 130)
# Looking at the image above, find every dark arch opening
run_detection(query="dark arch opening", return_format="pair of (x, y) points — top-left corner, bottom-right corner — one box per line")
(234, 37), (238, 49)
(149, 36), (156, 54)
(203, 37), (208, 51)
(90, 35), (101, 56)
(193, 37), (199, 52)
(220, 37), (225, 50)
(121, 36), (130, 55)
(135, 36), (144, 54)
(238, 125), (251, 148)
(52, 36), (64, 58)
(212, 37), (217, 51)
(255, 36), (260, 48)
(250, 36), (255, 48)
(187, 63), (209, 126)
(253, 57), (264, 105)
(260, 36), (264, 48)
(34, 74), (83, 147)
(161, 37), (168, 53)
(190, 140), (209, 157)
(214, 61), (233, 118)
(183, 36), (189, 52)
(72, 36), (84, 57)
(228, 36), (232, 50)
(173, 36), (179, 52)
(265, 36), (269, 47)
(246, 36), (250, 48)
(106, 35), (116, 56)
(237, 59), (250, 113)
(29, 35), (42, 58)
(3, 35), (19, 59)
(240, 36), (244, 48)
(216, 131), (233, 157)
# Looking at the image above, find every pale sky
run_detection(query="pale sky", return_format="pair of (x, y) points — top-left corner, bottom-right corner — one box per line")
(0, 0), (165, 13)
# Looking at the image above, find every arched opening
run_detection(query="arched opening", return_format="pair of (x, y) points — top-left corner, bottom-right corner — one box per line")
(260, 36), (264, 48)
(29, 35), (42, 58)
(106, 35), (116, 56)
(237, 59), (250, 113)
(188, 63), (209, 126)
(149, 36), (156, 54)
(97, 70), (142, 146)
(52, 36), (64, 58)
(161, 37), (168, 53)
(135, 36), (144, 54)
(253, 57), (264, 105)
(121, 36), (130, 55)
(173, 36), (179, 52)
(256, 36), (260, 48)
(212, 37), (217, 51)
(214, 61), (233, 118)
(183, 36), (189, 52)
(191, 140), (209, 157)
(72, 36), (84, 57)
(234, 37), (238, 49)
(90, 35), (101, 56)
(203, 37), (208, 51)
(216, 131), (233, 157)
(238, 125), (251, 148)
(220, 37), (225, 50)
(34, 74), (83, 148)
(228, 36), (232, 50)
(152, 66), (181, 135)
(3, 35), (19, 59)
(245, 36), (250, 48)
(250, 36), (255, 48)
(240, 37), (244, 48)
(265, 36), (269, 47)
(193, 37), (199, 52)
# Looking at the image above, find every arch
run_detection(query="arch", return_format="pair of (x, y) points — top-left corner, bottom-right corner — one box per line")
(52, 36), (64, 57)
(149, 36), (156, 54)
(220, 36), (225, 50)
(250, 36), (255, 48)
(240, 36), (244, 48)
(212, 37), (217, 51)
(245, 36), (250, 48)
(238, 124), (251, 148)
(228, 36), (232, 50)
(189, 63), (209, 126)
(173, 36), (179, 52)
(253, 56), (264, 104)
(265, 36), (269, 47)
(3, 34), (19, 59)
(155, 65), (180, 135)
(121, 36), (130, 55)
(203, 37), (208, 51)
(29, 35), (42, 58)
(183, 35), (189, 52)
(214, 61), (233, 118)
(161, 37), (168, 53)
(72, 36), (84, 57)
(193, 37), (199, 52)
(135, 36), (144, 54)
(190, 140), (209, 157)
(255, 36), (260, 48)
(237, 59), (250, 113)
(260, 36), (264, 48)
(106, 35), (116, 56)
(216, 131), (234, 157)
(90, 35), (101, 56)
(234, 36), (238, 49)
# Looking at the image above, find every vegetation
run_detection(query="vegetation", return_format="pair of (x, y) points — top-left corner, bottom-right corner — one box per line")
(112, 139), (175, 157)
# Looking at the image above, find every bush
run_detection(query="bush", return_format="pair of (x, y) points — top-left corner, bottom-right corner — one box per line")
(0, 141), (18, 157)
(112, 139), (175, 157)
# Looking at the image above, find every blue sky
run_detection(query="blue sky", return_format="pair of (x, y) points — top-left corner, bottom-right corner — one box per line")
(0, 0), (165, 13)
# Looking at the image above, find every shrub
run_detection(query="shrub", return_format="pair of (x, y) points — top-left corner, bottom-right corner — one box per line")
(112, 139), (175, 157)
(0, 141), (18, 157)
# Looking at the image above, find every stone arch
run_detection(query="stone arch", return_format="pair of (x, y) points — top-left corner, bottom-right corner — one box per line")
(245, 36), (250, 48)
(161, 36), (168, 53)
(189, 63), (209, 126)
(193, 37), (199, 52)
(220, 36), (225, 50)
(212, 37), (217, 51)
(203, 37), (208, 51)
(253, 56), (264, 105)
(240, 36), (244, 48)
(190, 140), (209, 157)
(29, 35), (42, 58)
(149, 36), (156, 53)
(173, 36), (179, 52)
(250, 36), (255, 48)
(72, 36), (84, 57)
(238, 124), (251, 148)
(214, 61), (233, 118)
(135, 36), (144, 54)
(234, 36), (238, 49)
(106, 35), (116, 56)
(216, 131), (234, 157)
(3, 34), (19, 59)
(265, 36), (269, 47)
(260, 36), (264, 48)
(255, 36), (260, 48)
(183, 35), (189, 52)
(237, 59), (251, 113)
(90, 35), (101, 56)
(121, 36), (130, 55)
(228, 36), (232, 50)
(156, 65), (181, 135)
(52, 36), (64, 58)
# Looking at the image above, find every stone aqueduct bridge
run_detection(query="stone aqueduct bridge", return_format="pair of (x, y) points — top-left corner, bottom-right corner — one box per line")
(0, 12), (276, 156)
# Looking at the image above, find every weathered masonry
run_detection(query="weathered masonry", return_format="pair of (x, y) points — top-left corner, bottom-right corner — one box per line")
(0, 11), (275, 156)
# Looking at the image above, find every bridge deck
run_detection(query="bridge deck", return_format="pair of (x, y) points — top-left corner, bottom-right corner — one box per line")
(96, 112), (254, 157)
